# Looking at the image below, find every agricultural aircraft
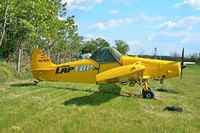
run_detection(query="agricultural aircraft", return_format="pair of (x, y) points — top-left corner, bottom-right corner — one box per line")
(31, 47), (186, 99)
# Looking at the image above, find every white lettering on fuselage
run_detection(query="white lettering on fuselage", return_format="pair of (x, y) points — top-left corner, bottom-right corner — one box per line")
(74, 65), (94, 72)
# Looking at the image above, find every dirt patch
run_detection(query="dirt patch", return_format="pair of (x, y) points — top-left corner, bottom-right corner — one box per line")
(120, 93), (164, 100)
(32, 96), (42, 100)
(10, 126), (21, 130)
(10, 94), (22, 98)
(155, 94), (164, 100)
(7, 80), (29, 85)
(120, 93), (142, 98)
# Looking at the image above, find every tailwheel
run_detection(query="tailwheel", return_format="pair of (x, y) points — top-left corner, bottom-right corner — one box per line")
(34, 80), (43, 85)
(142, 89), (155, 99)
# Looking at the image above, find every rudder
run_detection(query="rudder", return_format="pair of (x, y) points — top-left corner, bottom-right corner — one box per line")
(31, 48), (54, 80)
(31, 48), (54, 70)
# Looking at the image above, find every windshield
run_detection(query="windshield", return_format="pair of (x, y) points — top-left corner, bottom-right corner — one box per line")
(90, 47), (122, 64)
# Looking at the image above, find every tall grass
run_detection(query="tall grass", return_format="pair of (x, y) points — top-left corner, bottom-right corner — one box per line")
(0, 62), (14, 82)
(0, 62), (32, 83)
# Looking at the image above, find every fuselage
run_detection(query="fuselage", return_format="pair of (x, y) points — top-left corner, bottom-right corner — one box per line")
(32, 55), (181, 83)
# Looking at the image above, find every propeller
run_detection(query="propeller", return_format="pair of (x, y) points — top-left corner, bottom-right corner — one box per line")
(180, 48), (187, 79)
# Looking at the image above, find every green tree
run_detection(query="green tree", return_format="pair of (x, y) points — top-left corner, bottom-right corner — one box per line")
(114, 40), (130, 55)
(0, 0), (80, 71)
(93, 37), (110, 49)
(81, 41), (97, 54)
(81, 38), (110, 54)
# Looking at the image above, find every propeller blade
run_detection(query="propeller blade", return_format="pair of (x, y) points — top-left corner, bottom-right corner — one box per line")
(180, 48), (186, 80)
(181, 48), (184, 67)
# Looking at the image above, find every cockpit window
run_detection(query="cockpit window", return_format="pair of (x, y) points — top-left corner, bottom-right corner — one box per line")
(90, 47), (122, 64)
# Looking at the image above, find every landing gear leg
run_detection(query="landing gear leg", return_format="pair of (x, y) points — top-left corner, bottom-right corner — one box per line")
(137, 79), (155, 99)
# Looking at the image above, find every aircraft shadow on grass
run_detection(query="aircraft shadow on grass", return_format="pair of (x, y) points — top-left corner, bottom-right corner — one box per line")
(156, 88), (183, 94)
(9, 82), (140, 106)
(165, 90), (182, 94)
(62, 84), (121, 106)
(10, 83), (36, 87)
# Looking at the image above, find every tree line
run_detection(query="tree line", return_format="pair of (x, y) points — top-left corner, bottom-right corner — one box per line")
(184, 53), (200, 64)
(0, 0), (130, 72)
(134, 52), (200, 64)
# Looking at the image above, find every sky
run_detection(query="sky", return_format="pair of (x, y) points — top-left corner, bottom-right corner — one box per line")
(61, 0), (200, 56)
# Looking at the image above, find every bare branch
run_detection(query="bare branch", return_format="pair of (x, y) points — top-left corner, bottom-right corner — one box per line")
(0, 1), (10, 46)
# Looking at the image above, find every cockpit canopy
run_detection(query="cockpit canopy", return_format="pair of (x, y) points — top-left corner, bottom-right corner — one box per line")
(90, 47), (122, 64)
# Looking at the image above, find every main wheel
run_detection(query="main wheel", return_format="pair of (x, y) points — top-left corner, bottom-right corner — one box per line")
(142, 88), (151, 95)
(142, 89), (155, 99)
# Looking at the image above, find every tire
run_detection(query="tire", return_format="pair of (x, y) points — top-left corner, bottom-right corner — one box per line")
(142, 89), (155, 99)
(142, 88), (151, 94)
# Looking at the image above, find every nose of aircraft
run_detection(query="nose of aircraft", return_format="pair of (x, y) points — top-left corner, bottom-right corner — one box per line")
(173, 62), (182, 78)
(178, 62), (182, 76)
(168, 48), (187, 79)
(180, 62), (187, 79)
(165, 62), (181, 79)
(175, 62), (187, 80)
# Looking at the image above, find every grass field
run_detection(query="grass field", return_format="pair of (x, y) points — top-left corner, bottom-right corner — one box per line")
(0, 65), (200, 133)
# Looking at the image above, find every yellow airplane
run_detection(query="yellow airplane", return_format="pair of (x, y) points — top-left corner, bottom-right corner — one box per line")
(31, 47), (186, 99)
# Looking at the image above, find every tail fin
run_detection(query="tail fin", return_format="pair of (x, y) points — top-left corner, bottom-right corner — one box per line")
(31, 48), (54, 70)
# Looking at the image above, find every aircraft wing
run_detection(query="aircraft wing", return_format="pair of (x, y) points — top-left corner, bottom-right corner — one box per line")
(96, 64), (146, 83)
